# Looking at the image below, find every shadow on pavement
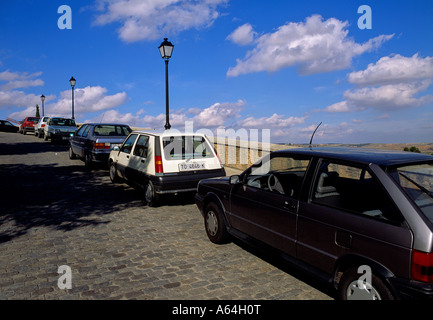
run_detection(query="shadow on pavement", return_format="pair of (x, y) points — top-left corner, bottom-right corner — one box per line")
(0, 163), (143, 243)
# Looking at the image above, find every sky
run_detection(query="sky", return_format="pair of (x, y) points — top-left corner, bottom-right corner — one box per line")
(0, 0), (432, 144)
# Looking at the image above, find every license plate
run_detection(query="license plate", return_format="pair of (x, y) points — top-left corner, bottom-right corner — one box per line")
(179, 162), (205, 171)
(62, 137), (69, 140)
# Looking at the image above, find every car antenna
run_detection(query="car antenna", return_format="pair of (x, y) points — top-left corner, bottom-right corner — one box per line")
(309, 122), (322, 148)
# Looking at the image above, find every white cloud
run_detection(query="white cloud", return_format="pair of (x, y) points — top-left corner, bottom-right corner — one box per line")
(227, 15), (393, 77)
(324, 54), (433, 113)
(93, 0), (228, 42)
(348, 54), (433, 87)
(0, 70), (44, 90)
(226, 23), (257, 45)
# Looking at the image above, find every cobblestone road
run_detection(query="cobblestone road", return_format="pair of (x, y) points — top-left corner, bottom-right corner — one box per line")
(0, 131), (333, 300)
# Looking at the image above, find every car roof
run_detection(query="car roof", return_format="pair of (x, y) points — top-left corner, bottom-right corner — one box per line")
(132, 129), (207, 137)
(83, 123), (131, 126)
(275, 147), (433, 167)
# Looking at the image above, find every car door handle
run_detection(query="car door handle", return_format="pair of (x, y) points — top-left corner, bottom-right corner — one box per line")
(283, 200), (297, 211)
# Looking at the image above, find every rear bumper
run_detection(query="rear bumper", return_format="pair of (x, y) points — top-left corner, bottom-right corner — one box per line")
(391, 277), (433, 299)
(151, 168), (226, 194)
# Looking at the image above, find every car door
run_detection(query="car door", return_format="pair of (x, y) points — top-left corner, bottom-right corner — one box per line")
(115, 133), (138, 180)
(296, 159), (412, 276)
(70, 124), (87, 156)
(228, 154), (311, 256)
(125, 134), (151, 186)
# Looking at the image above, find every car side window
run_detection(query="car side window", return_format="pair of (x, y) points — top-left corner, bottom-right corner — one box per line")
(120, 134), (138, 154)
(82, 125), (91, 137)
(243, 155), (310, 197)
(312, 161), (404, 224)
(133, 135), (150, 158)
(76, 125), (87, 137)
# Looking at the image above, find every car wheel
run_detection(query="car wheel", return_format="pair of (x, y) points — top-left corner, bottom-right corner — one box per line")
(68, 145), (77, 159)
(109, 162), (121, 183)
(84, 152), (93, 168)
(338, 267), (394, 300)
(145, 181), (160, 207)
(204, 202), (230, 244)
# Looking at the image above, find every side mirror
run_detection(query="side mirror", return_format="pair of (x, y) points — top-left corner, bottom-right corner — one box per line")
(113, 146), (120, 152)
(229, 175), (241, 185)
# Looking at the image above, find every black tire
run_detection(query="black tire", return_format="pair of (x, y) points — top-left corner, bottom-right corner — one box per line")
(69, 145), (77, 159)
(145, 181), (160, 207)
(204, 202), (230, 244)
(109, 162), (121, 183)
(84, 152), (93, 169)
(338, 267), (394, 300)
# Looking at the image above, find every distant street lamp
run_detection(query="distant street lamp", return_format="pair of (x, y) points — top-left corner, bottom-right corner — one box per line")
(158, 38), (174, 130)
(69, 76), (76, 119)
(40, 94), (45, 117)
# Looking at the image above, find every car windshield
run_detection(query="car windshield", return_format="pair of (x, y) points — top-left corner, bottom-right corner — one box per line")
(50, 118), (76, 126)
(391, 163), (433, 223)
(162, 135), (214, 160)
(93, 125), (131, 136)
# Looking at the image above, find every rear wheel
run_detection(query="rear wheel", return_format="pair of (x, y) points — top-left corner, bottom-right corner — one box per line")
(338, 267), (394, 300)
(204, 202), (230, 244)
(145, 181), (160, 207)
(84, 152), (93, 168)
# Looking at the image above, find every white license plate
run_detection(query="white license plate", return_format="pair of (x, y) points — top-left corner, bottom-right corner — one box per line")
(179, 162), (205, 171)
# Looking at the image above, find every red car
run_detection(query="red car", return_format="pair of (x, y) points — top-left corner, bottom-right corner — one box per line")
(19, 117), (40, 135)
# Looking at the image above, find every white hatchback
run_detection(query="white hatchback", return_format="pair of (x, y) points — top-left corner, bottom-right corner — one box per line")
(108, 129), (226, 206)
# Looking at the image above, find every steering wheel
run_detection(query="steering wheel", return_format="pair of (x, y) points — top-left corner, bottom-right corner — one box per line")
(268, 173), (284, 194)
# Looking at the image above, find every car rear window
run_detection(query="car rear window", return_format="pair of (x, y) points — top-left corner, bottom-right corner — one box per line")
(50, 118), (76, 126)
(391, 163), (433, 223)
(28, 117), (40, 122)
(93, 125), (132, 136)
(162, 135), (214, 160)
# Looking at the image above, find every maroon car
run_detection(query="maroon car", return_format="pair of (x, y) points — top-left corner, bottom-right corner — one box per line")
(195, 147), (433, 300)
(19, 117), (40, 135)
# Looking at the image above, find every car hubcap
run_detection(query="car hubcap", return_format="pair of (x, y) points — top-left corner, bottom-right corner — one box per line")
(206, 211), (218, 236)
(346, 280), (381, 300)
(110, 165), (116, 179)
(145, 184), (153, 202)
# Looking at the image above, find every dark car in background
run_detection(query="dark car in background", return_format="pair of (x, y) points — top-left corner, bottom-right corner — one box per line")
(0, 120), (19, 133)
(195, 147), (433, 300)
(69, 123), (132, 168)
(19, 117), (40, 135)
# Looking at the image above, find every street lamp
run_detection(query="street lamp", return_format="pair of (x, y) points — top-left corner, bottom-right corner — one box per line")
(158, 38), (174, 130)
(40, 94), (45, 117)
(69, 76), (76, 120)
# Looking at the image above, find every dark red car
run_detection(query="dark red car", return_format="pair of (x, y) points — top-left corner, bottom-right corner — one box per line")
(19, 117), (40, 135)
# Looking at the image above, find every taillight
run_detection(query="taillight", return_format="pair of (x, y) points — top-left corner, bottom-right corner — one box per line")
(412, 250), (433, 282)
(41, 124), (45, 128)
(94, 142), (111, 150)
(155, 155), (163, 174)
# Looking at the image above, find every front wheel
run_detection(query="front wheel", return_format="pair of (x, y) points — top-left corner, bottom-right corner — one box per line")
(338, 267), (395, 300)
(69, 145), (77, 159)
(204, 203), (230, 244)
(109, 162), (121, 183)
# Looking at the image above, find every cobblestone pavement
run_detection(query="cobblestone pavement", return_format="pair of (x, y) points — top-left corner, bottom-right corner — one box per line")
(0, 132), (333, 300)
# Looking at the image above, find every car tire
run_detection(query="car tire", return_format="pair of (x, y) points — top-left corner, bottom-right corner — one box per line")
(204, 202), (230, 244)
(69, 145), (77, 159)
(338, 267), (395, 300)
(109, 162), (121, 183)
(84, 152), (93, 168)
(145, 181), (160, 207)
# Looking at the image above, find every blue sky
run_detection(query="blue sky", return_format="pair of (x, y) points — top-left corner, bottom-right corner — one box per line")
(1, 0), (432, 144)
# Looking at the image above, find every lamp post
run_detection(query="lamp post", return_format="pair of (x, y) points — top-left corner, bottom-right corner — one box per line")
(40, 94), (45, 117)
(158, 38), (174, 130)
(69, 76), (76, 120)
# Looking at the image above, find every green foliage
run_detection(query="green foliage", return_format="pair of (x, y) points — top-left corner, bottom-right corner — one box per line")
(403, 146), (421, 153)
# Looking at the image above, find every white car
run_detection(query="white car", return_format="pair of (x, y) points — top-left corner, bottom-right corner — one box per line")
(108, 130), (226, 206)
(34, 116), (50, 138)
(44, 117), (77, 142)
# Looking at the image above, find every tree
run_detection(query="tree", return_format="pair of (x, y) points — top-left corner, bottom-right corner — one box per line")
(403, 146), (421, 153)
(35, 104), (40, 117)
